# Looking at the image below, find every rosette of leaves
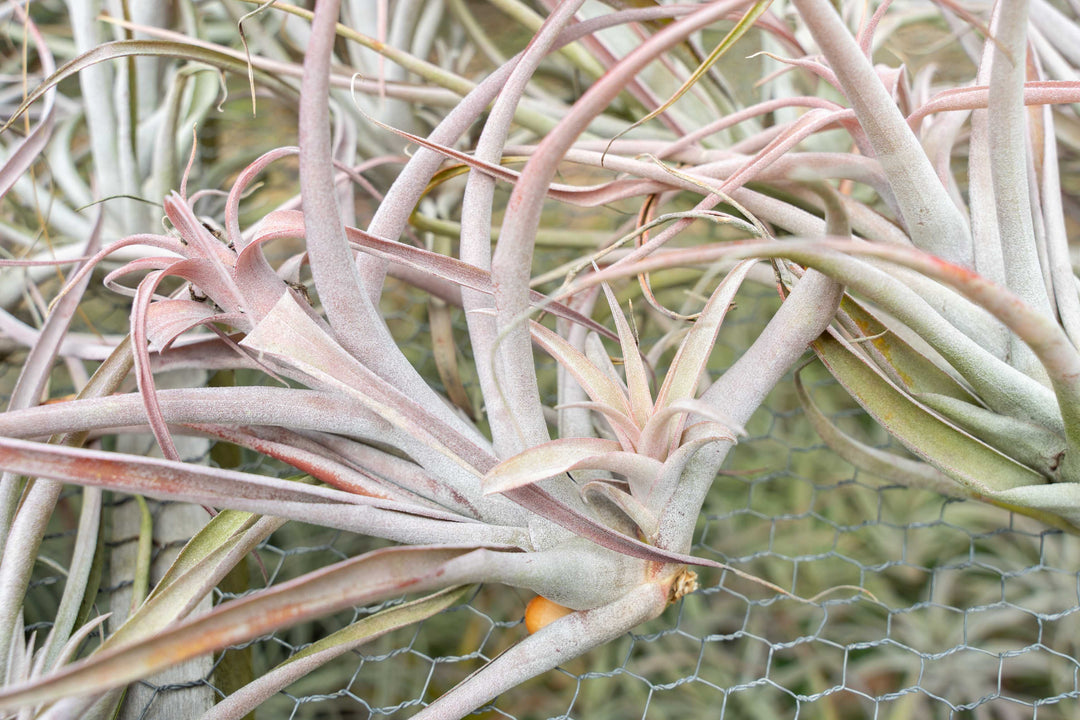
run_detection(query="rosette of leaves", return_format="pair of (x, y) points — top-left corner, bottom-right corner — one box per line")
(0, 1), (846, 718)
(2, 0), (1079, 718)
(783, 0), (1080, 532)
(559, 0), (1080, 533)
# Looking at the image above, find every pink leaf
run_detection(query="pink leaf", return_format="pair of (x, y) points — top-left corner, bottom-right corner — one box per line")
(652, 260), (757, 447)
(144, 300), (223, 351)
(599, 284), (653, 428)
(483, 438), (624, 494)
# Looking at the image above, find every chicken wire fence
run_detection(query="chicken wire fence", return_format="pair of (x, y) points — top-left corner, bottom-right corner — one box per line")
(13, 279), (1080, 720)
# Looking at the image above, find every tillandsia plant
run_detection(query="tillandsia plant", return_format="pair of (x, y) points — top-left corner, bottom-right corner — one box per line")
(0, 0), (1079, 718)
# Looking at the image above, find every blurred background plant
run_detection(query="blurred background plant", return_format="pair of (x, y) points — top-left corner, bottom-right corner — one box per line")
(1, 0), (1080, 718)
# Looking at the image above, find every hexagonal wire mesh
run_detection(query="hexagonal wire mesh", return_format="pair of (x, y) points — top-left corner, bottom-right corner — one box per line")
(15, 276), (1080, 720)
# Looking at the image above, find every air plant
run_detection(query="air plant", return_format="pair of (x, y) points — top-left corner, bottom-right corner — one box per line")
(0, 0), (1078, 718)
(575, 0), (1080, 529)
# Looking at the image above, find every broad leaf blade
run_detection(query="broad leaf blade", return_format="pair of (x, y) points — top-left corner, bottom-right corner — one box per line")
(147, 509), (261, 601)
(241, 293), (492, 476)
(0, 547), (477, 711)
(638, 397), (744, 460)
(837, 295), (976, 401)
(529, 321), (630, 414)
(916, 392), (1065, 479)
(581, 483), (659, 539)
(203, 586), (474, 720)
(654, 260), (757, 412)
(410, 582), (669, 720)
(0, 436), (529, 547)
(987, 484), (1080, 531)
(813, 331), (1045, 494)
(107, 514), (284, 651)
(483, 438), (625, 494)
(794, 367), (970, 497)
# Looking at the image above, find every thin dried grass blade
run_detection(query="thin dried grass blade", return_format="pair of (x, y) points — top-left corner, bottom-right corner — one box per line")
(1, 40), (293, 134)
(604, 0), (775, 153)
